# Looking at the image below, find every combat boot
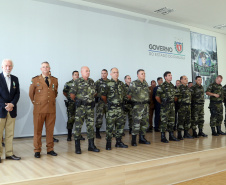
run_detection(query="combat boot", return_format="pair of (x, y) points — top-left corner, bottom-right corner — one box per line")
(139, 134), (151, 144)
(80, 135), (85, 140)
(115, 138), (128, 148)
(129, 128), (132, 134)
(211, 127), (219, 136)
(96, 128), (101, 139)
(75, 140), (81, 154)
(177, 131), (183, 140)
(88, 138), (100, 152)
(106, 140), (111, 150)
(131, 135), (137, 146)
(161, 132), (169, 143)
(198, 129), (208, 137)
(216, 126), (226, 135)
(169, 132), (180, 141)
(184, 130), (194, 139)
(192, 129), (199, 138)
(67, 129), (72, 141)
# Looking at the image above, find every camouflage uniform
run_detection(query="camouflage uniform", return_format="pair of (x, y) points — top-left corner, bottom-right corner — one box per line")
(176, 84), (191, 131)
(206, 82), (224, 127)
(95, 78), (110, 129)
(101, 79), (126, 141)
(190, 84), (205, 129)
(156, 82), (176, 132)
(69, 77), (96, 140)
(128, 79), (149, 135)
(223, 85), (226, 127)
(63, 79), (76, 130)
(124, 83), (133, 129)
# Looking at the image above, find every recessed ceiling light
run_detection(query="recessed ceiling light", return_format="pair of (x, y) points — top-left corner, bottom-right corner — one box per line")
(154, 7), (175, 15)
(213, 24), (226, 29)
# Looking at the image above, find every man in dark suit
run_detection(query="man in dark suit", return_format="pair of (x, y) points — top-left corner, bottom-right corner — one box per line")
(0, 59), (21, 163)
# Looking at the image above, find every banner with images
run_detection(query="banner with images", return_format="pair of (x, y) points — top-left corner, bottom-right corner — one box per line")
(191, 32), (218, 98)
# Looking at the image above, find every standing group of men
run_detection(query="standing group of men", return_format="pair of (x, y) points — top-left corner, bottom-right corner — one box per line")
(1, 60), (226, 163)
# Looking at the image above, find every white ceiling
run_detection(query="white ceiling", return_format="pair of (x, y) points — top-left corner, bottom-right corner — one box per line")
(58, 0), (226, 35)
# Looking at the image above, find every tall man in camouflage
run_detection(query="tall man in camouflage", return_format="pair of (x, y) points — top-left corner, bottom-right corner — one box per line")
(70, 66), (100, 154)
(176, 76), (193, 139)
(174, 80), (181, 131)
(95, 69), (110, 139)
(63, 71), (85, 141)
(223, 84), (226, 129)
(156, 71), (179, 143)
(206, 75), (226, 136)
(128, 69), (150, 146)
(101, 68), (128, 150)
(124, 75), (133, 134)
(190, 76), (207, 138)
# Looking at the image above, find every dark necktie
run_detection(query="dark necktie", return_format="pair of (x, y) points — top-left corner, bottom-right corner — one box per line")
(45, 77), (49, 87)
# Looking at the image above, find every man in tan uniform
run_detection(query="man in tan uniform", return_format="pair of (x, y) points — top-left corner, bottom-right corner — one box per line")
(29, 62), (58, 158)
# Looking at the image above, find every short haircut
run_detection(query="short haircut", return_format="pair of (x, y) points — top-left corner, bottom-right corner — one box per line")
(124, 75), (129, 80)
(151, 80), (156, 84)
(188, 82), (193, 84)
(180, 76), (185, 80)
(217, 75), (223, 79)
(41, 61), (49, 65)
(176, 80), (180, 83)
(164, 71), (171, 78)
(2, 59), (14, 67)
(110, 67), (117, 73)
(72, 70), (79, 75)
(195, 76), (202, 80)
(157, 77), (162, 81)
(102, 69), (108, 73)
(137, 69), (144, 75)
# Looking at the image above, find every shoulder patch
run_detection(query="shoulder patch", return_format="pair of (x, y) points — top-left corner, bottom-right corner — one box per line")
(51, 76), (58, 79)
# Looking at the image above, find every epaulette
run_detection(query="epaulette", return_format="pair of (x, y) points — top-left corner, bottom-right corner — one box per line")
(32, 75), (39, 79)
(51, 76), (58, 79)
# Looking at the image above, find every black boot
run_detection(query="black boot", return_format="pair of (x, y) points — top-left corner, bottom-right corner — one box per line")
(96, 128), (101, 139)
(88, 138), (100, 152)
(131, 135), (137, 146)
(80, 135), (85, 140)
(198, 129), (208, 137)
(75, 140), (81, 154)
(184, 130), (194, 139)
(139, 134), (150, 144)
(177, 131), (183, 140)
(216, 126), (226, 135)
(161, 132), (169, 143)
(129, 128), (132, 135)
(67, 129), (72, 141)
(115, 138), (128, 148)
(106, 140), (111, 150)
(169, 132), (180, 141)
(211, 127), (219, 136)
(192, 129), (199, 138)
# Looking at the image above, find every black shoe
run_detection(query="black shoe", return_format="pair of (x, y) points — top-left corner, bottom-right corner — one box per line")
(34, 152), (41, 158)
(154, 128), (160, 132)
(0, 157), (1, 163)
(211, 127), (219, 136)
(169, 132), (180, 141)
(161, 132), (169, 143)
(75, 140), (81, 154)
(177, 131), (183, 140)
(80, 135), (85, 140)
(115, 138), (128, 148)
(88, 138), (100, 152)
(131, 135), (137, 146)
(67, 129), (72, 141)
(47, 151), (57, 156)
(216, 126), (226, 135)
(139, 134), (151, 144)
(122, 132), (125, 136)
(53, 137), (59, 142)
(129, 128), (132, 135)
(106, 140), (111, 150)
(96, 128), (101, 139)
(198, 129), (208, 137)
(192, 129), (199, 138)
(184, 130), (194, 139)
(6, 155), (21, 160)
(2, 142), (5, 147)
(146, 127), (152, 133)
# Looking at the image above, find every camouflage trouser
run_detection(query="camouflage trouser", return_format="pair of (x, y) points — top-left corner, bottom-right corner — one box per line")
(160, 103), (175, 132)
(209, 102), (223, 127)
(66, 102), (75, 129)
(74, 105), (94, 140)
(178, 105), (191, 131)
(106, 106), (125, 140)
(132, 104), (149, 135)
(95, 101), (107, 128)
(124, 105), (133, 129)
(191, 104), (204, 129)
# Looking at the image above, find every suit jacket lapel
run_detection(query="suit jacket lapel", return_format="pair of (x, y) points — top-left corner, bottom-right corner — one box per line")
(0, 72), (10, 94)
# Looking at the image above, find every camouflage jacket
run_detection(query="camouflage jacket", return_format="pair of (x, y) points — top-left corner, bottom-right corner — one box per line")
(69, 77), (96, 103)
(206, 82), (224, 102)
(223, 85), (226, 103)
(128, 79), (149, 102)
(175, 84), (191, 105)
(63, 79), (75, 100)
(95, 78), (110, 98)
(101, 78), (126, 104)
(190, 83), (204, 104)
(156, 81), (176, 105)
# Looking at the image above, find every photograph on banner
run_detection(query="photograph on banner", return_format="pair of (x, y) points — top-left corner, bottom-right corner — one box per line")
(191, 32), (218, 99)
